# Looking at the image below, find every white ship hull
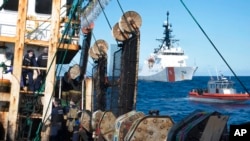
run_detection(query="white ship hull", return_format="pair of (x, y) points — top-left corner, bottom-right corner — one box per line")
(138, 12), (198, 82)
(138, 66), (197, 82)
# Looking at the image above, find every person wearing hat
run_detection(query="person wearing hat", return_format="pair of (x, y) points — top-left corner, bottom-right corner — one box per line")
(22, 49), (38, 91)
(50, 98), (64, 141)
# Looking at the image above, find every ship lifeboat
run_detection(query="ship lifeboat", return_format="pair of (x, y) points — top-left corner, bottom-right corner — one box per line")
(189, 75), (250, 103)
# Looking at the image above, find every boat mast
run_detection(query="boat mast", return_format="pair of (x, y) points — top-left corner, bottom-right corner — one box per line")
(157, 11), (178, 51)
(163, 11), (171, 49)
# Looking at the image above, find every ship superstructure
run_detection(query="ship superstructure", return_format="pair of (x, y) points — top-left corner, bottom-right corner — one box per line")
(138, 12), (197, 82)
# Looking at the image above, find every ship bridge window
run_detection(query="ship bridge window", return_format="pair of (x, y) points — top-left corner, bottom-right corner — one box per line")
(155, 58), (161, 64)
(35, 0), (52, 14)
(2, 0), (19, 11)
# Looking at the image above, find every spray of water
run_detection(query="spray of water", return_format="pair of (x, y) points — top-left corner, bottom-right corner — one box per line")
(81, 0), (111, 28)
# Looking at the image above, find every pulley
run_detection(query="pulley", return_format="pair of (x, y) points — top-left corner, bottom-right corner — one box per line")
(112, 22), (130, 41)
(88, 47), (99, 60)
(92, 39), (108, 56)
(119, 11), (142, 33)
(69, 64), (81, 79)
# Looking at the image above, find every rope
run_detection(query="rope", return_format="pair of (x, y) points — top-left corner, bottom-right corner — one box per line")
(180, 0), (249, 94)
(116, 0), (135, 34)
(97, 0), (112, 30)
(33, 1), (82, 140)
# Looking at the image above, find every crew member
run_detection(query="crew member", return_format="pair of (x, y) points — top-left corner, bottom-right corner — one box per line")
(35, 48), (48, 91)
(22, 49), (38, 91)
(50, 98), (64, 141)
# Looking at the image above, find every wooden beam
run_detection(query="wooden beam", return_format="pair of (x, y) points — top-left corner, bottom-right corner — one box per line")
(41, 0), (61, 140)
(25, 39), (49, 46)
(0, 36), (79, 50)
(85, 78), (93, 111)
(0, 36), (15, 43)
(58, 43), (79, 50)
(22, 66), (47, 70)
(7, 0), (28, 140)
(25, 39), (79, 50)
(26, 16), (51, 22)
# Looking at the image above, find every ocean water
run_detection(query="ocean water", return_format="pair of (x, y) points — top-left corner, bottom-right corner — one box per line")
(136, 76), (250, 125)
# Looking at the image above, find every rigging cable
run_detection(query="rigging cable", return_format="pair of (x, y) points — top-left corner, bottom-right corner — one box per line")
(180, 0), (249, 94)
(34, 1), (83, 140)
(116, 0), (135, 34)
(96, 0), (120, 45)
(97, 0), (112, 30)
(0, 0), (8, 10)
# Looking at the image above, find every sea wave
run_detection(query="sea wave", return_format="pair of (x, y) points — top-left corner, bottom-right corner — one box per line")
(136, 76), (250, 125)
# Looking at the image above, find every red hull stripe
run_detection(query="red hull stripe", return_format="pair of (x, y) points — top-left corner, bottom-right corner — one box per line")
(189, 92), (250, 100)
(167, 67), (175, 82)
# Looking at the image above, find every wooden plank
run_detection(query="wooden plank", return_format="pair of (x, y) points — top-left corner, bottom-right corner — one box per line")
(19, 90), (45, 96)
(0, 36), (15, 43)
(25, 39), (49, 46)
(7, 0), (28, 140)
(58, 43), (79, 50)
(0, 93), (10, 101)
(85, 78), (92, 111)
(40, 0), (61, 140)
(22, 66), (47, 70)
(0, 36), (79, 50)
(200, 115), (229, 141)
(26, 16), (51, 22)
(0, 102), (9, 141)
(25, 39), (79, 50)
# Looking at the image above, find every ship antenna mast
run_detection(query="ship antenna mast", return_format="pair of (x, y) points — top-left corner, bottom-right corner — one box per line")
(164, 11), (171, 49)
(156, 11), (178, 52)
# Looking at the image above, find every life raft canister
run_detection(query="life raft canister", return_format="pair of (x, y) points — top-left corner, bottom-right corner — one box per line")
(148, 56), (155, 68)
(0, 79), (11, 93)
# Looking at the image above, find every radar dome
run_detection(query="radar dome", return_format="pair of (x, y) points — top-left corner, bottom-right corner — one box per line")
(163, 20), (168, 25)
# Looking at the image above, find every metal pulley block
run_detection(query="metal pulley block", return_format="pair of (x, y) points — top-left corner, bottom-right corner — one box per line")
(113, 110), (145, 141)
(99, 111), (116, 141)
(119, 11), (142, 33)
(125, 115), (174, 141)
(79, 110), (92, 132)
(92, 110), (104, 131)
(112, 22), (130, 42)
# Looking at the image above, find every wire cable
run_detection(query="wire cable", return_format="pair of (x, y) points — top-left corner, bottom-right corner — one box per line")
(180, 0), (249, 94)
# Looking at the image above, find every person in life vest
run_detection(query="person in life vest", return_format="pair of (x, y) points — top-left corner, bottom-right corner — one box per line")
(50, 98), (64, 141)
(35, 48), (48, 91)
(66, 100), (81, 141)
(22, 49), (39, 91)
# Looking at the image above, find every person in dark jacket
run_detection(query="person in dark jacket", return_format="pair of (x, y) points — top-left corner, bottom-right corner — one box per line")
(22, 49), (38, 91)
(50, 98), (64, 141)
(35, 48), (48, 91)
